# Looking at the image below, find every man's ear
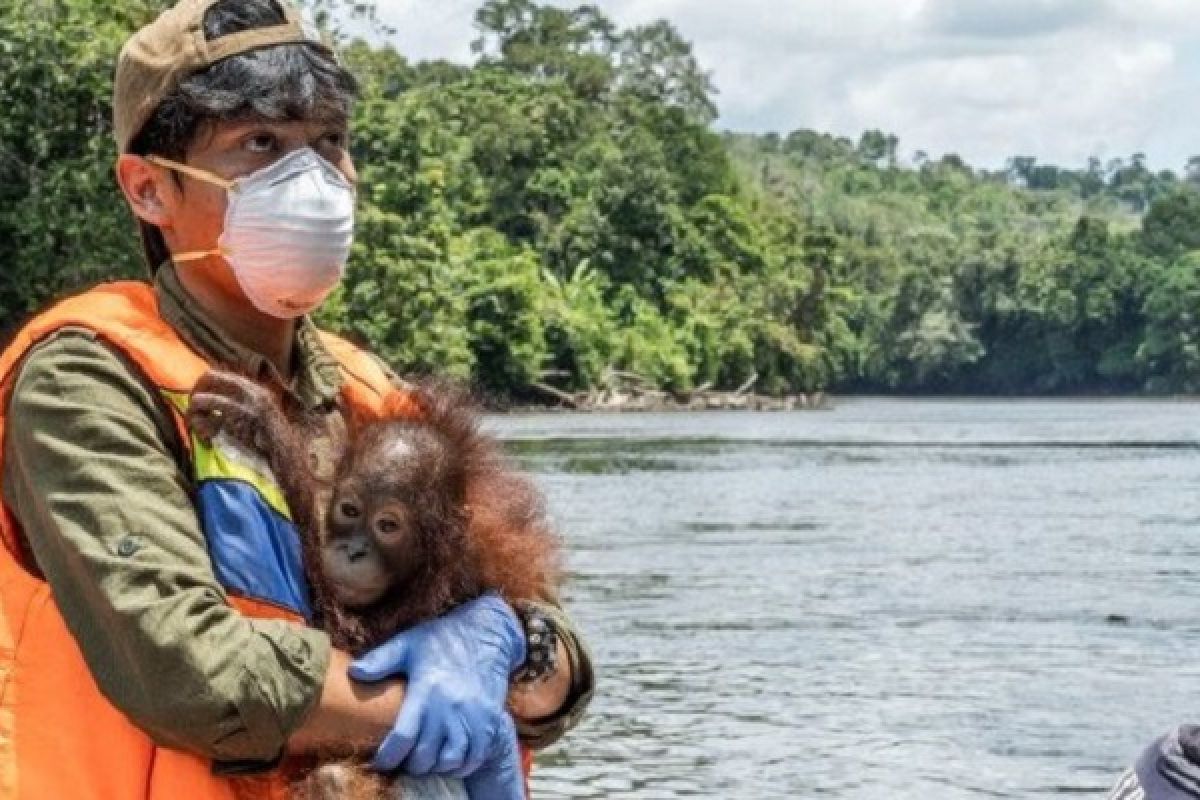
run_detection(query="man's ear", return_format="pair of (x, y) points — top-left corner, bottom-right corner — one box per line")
(115, 154), (176, 228)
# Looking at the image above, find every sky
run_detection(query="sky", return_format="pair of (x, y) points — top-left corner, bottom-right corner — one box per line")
(359, 0), (1200, 172)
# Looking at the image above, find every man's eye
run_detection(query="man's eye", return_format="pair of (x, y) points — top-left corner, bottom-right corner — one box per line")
(246, 134), (277, 153)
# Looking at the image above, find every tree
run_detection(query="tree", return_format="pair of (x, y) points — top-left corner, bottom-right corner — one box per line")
(472, 0), (616, 99)
(615, 20), (717, 125)
(1186, 156), (1200, 190)
(857, 130), (897, 167)
(1141, 188), (1200, 262)
(0, 0), (166, 336)
(1139, 252), (1200, 392)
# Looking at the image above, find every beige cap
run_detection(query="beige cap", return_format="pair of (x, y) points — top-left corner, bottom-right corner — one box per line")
(113, 0), (331, 153)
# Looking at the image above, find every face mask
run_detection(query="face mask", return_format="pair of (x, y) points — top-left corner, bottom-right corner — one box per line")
(148, 147), (355, 319)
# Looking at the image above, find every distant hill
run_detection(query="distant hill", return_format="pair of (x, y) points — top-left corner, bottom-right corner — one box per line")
(722, 130), (1200, 394)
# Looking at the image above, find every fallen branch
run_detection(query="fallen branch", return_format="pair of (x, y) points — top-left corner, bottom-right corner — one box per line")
(733, 372), (758, 397)
(530, 382), (580, 409)
(607, 369), (655, 388)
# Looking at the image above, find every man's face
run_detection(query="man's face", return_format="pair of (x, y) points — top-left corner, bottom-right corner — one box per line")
(119, 116), (356, 308)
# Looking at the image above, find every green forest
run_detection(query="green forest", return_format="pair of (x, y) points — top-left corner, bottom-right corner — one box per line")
(6, 0), (1200, 399)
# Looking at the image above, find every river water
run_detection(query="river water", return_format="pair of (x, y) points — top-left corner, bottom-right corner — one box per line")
(487, 399), (1200, 799)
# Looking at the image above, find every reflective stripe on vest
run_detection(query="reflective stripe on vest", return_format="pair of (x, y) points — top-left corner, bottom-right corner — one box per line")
(164, 390), (313, 619)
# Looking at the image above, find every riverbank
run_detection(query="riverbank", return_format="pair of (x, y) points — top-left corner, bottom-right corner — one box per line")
(523, 374), (829, 412)
(491, 390), (1200, 414)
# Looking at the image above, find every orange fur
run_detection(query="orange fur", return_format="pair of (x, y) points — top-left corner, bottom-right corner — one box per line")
(190, 371), (558, 800)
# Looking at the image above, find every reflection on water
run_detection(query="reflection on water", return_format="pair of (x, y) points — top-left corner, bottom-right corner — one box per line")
(487, 400), (1200, 799)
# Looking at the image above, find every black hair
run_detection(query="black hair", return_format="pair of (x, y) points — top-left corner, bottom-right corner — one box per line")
(128, 0), (358, 271)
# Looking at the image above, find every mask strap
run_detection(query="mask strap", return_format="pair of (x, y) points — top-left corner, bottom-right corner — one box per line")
(145, 155), (236, 192)
(173, 248), (226, 263)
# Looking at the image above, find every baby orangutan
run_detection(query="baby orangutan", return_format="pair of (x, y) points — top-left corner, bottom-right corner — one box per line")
(186, 370), (561, 800)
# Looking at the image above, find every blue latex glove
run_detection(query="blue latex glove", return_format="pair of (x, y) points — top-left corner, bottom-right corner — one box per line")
(463, 713), (525, 800)
(349, 593), (527, 787)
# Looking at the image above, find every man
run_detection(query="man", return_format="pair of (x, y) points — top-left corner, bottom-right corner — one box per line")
(0, 0), (593, 797)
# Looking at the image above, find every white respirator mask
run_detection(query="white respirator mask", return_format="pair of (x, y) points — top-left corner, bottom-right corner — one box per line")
(148, 147), (355, 319)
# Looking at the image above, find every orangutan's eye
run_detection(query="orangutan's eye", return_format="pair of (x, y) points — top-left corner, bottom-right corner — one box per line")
(376, 516), (400, 535)
(339, 501), (360, 519)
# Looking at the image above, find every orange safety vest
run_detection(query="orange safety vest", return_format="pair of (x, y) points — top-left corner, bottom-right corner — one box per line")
(0, 282), (532, 799)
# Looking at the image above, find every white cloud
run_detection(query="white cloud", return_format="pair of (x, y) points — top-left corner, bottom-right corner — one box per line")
(355, 0), (479, 62)
(364, 0), (1200, 170)
(1105, 0), (1200, 34)
(838, 37), (1175, 167)
(921, 0), (1101, 40)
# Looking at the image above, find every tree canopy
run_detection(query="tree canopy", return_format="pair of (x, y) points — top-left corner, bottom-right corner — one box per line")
(4, 0), (1200, 398)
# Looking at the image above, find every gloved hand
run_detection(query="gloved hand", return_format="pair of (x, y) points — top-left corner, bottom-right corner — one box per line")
(349, 593), (527, 785)
(463, 714), (525, 800)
